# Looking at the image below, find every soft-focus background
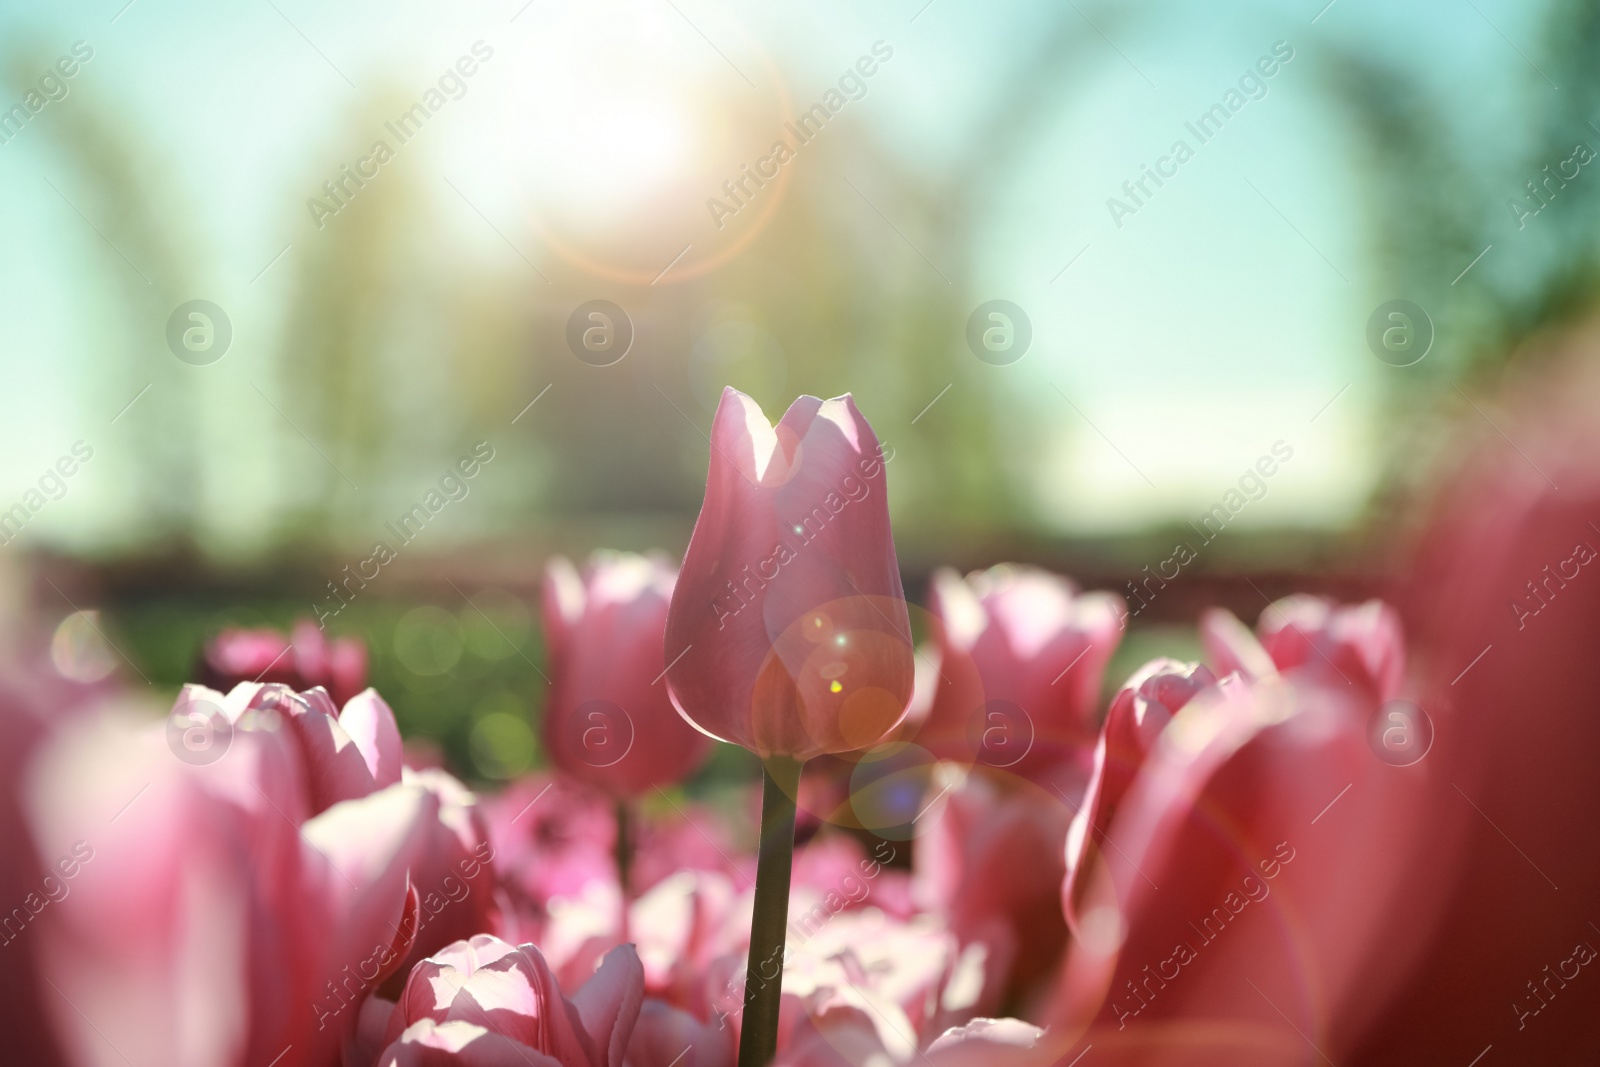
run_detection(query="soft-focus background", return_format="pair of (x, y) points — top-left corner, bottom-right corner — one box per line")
(3, 0), (1596, 779)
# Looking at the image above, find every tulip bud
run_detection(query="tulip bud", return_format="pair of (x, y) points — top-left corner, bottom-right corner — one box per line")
(1052, 605), (1422, 1063)
(663, 388), (914, 760)
(181, 681), (403, 815)
(1062, 658), (1215, 933)
(541, 552), (710, 796)
(917, 565), (1124, 780)
(1202, 596), (1404, 702)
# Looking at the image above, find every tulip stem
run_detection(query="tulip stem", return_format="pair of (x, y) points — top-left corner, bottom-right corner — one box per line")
(738, 755), (802, 1067)
(615, 799), (632, 944)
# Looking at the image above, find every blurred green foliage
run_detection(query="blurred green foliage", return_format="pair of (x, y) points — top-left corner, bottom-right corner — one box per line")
(110, 593), (548, 782)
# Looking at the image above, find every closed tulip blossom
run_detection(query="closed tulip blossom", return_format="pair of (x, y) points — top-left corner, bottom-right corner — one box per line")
(663, 388), (914, 1065)
(664, 388), (914, 761)
(542, 553), (710, 797)
(1351, 356), (1600, 1062)
(173, 681), (404, 814)
(916, 565), (1124, 785)
(363, 935), (643, 1067)
(1048, 598), (1428, 1066)
(1201, 595), (1404, 701)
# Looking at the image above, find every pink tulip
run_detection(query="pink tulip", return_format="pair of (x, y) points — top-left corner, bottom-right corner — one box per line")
(628, 870), (743, 1011)
(915, 565), (1124, 782)
(176, 681), (403, 815)
(197, 620), (368, 708)
(171, 683), (495, 999)
(382, 767), (498, 997)
(685, 900), (988, 1059)
(368, 935), (643, 1067)
(521, 865), (744, 1010)
(542, 553), (710, 797)
(913, 767), (1072, 1004)
(481, 775), (617, 945)
(626, 999), (735, 1067)
(534, 835), (902, 1013)
(778, 906), (999, 1053)
(1347, 361), (1600, 1062)
(1201, 595), (1403, 701)
(520, 833), (976, 1047)
(627, 801), (750, 895)
(1049, 601), (1427, 1065)
(663, 388), (914, 760)
(0, 654), (105, 1067)
(1061, 658), (1215, 934)
(787, 832), (907, 923)
(23, 707), (433, 1067)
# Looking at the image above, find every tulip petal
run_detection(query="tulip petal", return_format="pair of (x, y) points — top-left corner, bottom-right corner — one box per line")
(340, 689), (405, 790)
(570, 944), (645, 1067)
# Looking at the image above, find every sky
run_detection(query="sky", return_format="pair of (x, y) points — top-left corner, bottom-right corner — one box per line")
(0, 0), (1560, 548)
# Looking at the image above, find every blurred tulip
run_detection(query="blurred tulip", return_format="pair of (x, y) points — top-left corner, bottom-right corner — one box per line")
(916, 565), (1125, 783)
(381, 767), (499, 997)
(24, 708), (433, 1067)
(787, 832), (907, 925)
(1348, 357), (1600, 1063)
(542, 552), (710, 797)
(1050, 600), (1427, 1066)
(0, 652), (103, 1067)
(535, 834), (903, 1010)
(778, 1012), (1047, 1067)
(369, 935), (643, 1067)
(628, 870), (743, 1011)
(176, 682), (403, 816)
(913, 765), (1071, 1005)
(481, 774), (617, 944)
(1062, 658), (1216, 933)
(628, 800), (750, 895)
(922, 1018), (1049, 1066)
(663, 388), (914, 761)
(169, 682), (495, 1001)
(1201, 595), (1403, 702)
(197, 619), (368, 708)
(780, 906), (997, 1053)
(626, 999), (735, 1067)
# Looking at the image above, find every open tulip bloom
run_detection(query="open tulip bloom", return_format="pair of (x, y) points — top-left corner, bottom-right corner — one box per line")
(663, 388), (915, 1065)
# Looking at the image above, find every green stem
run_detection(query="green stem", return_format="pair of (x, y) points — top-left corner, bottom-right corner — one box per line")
(615, 798), (632, 944)
(737, 756), (802, 1067)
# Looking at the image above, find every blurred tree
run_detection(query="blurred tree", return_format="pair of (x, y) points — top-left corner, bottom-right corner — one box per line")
(1318, 0), (1600, 517)
(9, 45), (199, 549)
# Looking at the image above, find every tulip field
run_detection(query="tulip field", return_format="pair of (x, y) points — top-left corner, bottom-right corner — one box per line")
(5, 1), (1600, 1065)
(8, 375), (1600, 1065)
